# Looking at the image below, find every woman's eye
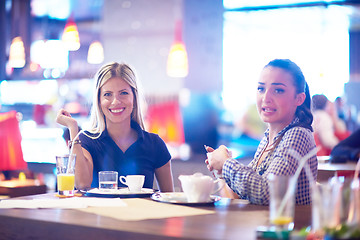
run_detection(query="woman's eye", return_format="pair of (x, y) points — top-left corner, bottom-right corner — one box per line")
(120, 91), (129, 95)
(275, 88), (285, 94)
(257, 87), (265, 93)
(104, 92), (111, 97)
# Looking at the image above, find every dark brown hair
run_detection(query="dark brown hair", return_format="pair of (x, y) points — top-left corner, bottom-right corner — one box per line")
(265, 59), (313, 131)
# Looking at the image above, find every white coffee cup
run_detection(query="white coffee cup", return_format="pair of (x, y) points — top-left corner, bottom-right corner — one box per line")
(178, 172), (224, 203)
(119, 175), (145, 192)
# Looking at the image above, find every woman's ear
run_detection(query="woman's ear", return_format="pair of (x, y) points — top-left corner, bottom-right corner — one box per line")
(296, 92), (306, 106)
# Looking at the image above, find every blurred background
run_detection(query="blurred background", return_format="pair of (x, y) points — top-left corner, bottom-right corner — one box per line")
(1, 0), (360, 192)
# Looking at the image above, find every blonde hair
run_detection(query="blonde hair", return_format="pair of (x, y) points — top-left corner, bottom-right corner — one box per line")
(88, 62), (145, 135)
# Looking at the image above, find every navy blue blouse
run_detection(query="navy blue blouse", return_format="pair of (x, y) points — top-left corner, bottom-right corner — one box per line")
(79, 121), (171, 189)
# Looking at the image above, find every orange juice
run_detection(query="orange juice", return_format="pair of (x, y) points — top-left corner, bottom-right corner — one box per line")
(271, 216), (293, 225)
(57, 173), (75, 191)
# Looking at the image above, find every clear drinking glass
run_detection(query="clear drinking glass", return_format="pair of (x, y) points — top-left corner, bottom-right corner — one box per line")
(268, 174), (295, 231)
(56, 154), (76, 197)
(99, 171), (118, 191)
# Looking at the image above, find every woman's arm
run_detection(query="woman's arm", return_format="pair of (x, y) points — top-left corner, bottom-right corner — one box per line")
(222, 158), (269, 204)
(73, 147), (93, 189)
(55, 109), (93, 190)
(205, 145), (267, 203)
(222, 127), (316, 205)
(155, 161), (174, 192)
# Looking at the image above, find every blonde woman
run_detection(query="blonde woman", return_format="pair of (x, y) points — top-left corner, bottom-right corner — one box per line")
(56, 62), (174, 192)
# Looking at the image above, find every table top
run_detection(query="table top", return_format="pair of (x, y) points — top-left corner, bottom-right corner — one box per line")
(0, 192), (312, 240)
(0, 179), (47, 198)
(318, 161), (357, 171)
(317, 160), (357, 182)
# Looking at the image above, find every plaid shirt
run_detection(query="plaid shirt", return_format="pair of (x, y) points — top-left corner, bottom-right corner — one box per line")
(223, 119), (318, 205)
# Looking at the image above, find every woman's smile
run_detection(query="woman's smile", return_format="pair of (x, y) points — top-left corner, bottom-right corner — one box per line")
(100, 77), (134, 126)
(109, 107), (125, 114)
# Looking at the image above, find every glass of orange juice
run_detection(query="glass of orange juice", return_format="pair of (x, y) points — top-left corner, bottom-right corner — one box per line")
(56, 154), (76, 197)
(268, 174), (295, 231)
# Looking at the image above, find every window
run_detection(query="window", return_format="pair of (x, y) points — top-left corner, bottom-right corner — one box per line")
(223, 5), (349, 119)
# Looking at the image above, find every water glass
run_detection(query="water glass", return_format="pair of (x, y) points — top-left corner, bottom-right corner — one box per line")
(312, 177), (354, 231)
(99, 171), (118, 191)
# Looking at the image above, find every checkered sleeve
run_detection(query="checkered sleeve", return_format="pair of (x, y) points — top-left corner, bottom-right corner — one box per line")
(223, 127), (317, 205)
(223, 159), (270, 204)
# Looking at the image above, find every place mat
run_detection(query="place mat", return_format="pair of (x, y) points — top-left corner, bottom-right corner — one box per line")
(0, 197), (127, 209)
(76, 198), (215, 221)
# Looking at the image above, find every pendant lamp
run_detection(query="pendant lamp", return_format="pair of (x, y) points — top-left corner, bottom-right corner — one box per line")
(9, 36), (26, 68)
(167, 21), (188, 78)
(62, 19), (80, 51)
(87, 40), (104, 64)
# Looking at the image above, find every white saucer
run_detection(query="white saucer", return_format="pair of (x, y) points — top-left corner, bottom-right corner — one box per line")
(151, 192), (221, 205)
(85, 188), (155, 198)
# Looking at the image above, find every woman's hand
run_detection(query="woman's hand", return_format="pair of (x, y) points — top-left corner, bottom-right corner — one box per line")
(56, 109), (92, 189)
(55, 109), (78, 130)
(205, 145), (232, 175)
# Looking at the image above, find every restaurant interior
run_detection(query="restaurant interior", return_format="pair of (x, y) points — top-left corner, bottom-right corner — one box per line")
(1, 0), (360, 194)
(1, 1), (360, 239)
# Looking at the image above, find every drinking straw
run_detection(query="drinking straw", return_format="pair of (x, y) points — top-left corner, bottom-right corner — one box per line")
(66, 129), (102, 173)
(66, 130), (84, 174)
(287, 148), (330, 230)
(69, 130), (83, 156)
(276, 147), (318, 218)
(287, 148), (319, 198)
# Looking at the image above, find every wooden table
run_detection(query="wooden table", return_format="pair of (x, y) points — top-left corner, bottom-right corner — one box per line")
(317, 161), (357, 182)
(0, 193), (312, 240)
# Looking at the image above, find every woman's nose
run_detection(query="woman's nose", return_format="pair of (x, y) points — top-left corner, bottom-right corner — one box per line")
(112, 96), (122, 104)
(263, 90), (272, 103)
